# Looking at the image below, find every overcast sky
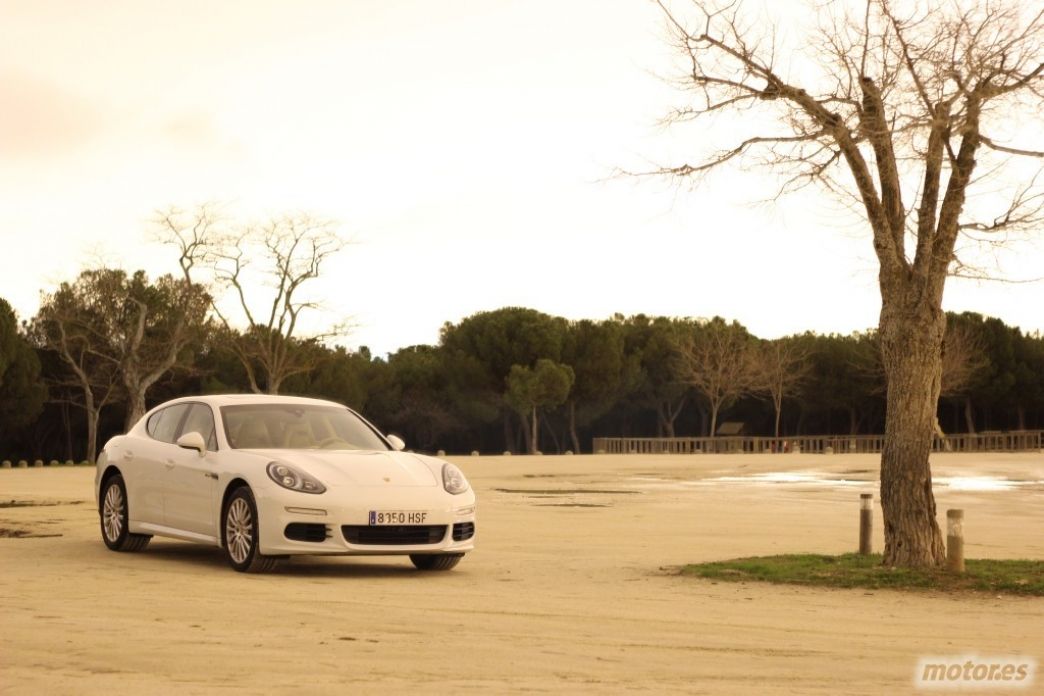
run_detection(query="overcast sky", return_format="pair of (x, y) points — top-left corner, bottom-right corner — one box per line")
(2, 0), (1041, 357)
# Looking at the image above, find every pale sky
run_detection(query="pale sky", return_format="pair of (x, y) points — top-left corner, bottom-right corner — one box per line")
(2, 0), (1042, 357)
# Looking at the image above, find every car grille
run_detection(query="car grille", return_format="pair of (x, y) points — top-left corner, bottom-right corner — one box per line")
(341, 525), (447, 545)
(452, 522), (475, 541)
(285, 523), (330, 542)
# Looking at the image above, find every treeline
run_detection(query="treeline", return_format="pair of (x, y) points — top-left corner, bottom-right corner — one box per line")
(2, 288), (1042, 462)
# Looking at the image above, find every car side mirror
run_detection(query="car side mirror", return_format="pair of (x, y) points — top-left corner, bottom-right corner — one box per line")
(386, 434), (406, 451)
(176, 431), (207, 456)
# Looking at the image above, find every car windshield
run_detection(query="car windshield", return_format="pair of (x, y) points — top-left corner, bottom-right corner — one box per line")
(221, 404), (390, 451)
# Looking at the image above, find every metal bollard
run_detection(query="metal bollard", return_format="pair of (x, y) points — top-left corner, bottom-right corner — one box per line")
(947, 509), (964, 573)
(859, 493), (873, 555)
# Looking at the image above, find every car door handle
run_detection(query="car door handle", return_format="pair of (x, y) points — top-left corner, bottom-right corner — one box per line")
(204, 472), (218, 480)
(165, 459), (175, 470)
(123, 451), (134, 460)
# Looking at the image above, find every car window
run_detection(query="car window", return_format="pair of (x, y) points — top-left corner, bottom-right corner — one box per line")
(146, 410), (165, 438)
(181, 403), (218, 451)
(221, 404), (389, 450)
(149, 404), (191, 444)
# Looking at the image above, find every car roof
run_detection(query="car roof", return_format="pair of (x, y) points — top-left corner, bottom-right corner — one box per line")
(159, 394), (345, 409)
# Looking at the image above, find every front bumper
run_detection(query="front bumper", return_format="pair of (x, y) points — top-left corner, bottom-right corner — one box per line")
(254, 485), (477, 556)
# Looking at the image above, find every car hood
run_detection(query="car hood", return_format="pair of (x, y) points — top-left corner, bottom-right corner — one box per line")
(245, 449), (440, 487)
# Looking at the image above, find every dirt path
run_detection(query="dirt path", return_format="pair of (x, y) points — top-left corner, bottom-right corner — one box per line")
(1, 454), (1041, 693)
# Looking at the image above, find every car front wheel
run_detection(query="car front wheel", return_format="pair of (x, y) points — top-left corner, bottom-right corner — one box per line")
(222, 486), (281, 573)
(410, 553), (464, 571)
(100, 474), (151, 552)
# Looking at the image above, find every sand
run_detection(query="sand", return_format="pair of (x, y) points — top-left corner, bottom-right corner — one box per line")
(1, 453), (1042, 694)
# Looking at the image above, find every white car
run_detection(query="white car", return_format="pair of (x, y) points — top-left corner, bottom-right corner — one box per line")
(94, 394), (476, 573)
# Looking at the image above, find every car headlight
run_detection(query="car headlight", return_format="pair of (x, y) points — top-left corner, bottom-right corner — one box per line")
(442, 462), (469, 495)
(266, 461), (326, 494)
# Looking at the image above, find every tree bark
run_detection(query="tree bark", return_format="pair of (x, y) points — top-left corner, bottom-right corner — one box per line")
(963, 397), (976, 434)
(518, 412), (533, 454)
(61, 402), (73, 462)
(568, 401), (581, 453)
(85, 404), (99, 466)
(878, 300), (946, 568)
(503, 411), (514, 453)
(125, 388), (147, 432)
(541, 415), (562, 454)
(531, 406), (539, 454)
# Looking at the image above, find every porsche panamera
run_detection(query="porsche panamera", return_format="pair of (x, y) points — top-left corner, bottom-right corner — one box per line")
(94, 394), (476, 573)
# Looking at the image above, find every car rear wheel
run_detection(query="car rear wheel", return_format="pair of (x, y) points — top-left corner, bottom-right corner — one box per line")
(100, 474), (151, 552)
(410, 553), (464, 571)
(222, 486), (281, 573)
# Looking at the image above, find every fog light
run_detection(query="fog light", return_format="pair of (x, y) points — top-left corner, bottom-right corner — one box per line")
(455, 506), (475, 516)
(285, 507), (327, 516)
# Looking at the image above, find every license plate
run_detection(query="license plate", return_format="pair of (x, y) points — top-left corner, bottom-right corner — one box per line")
(369, 510), (429, 525)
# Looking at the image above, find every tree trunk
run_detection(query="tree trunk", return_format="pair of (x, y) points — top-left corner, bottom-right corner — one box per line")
(124, 387), (148, 432)
(85, 406), (99, 465)
(62, 402), (73, 462)
(542, 415), (562, 454)
(518, 412), (533, 454)
(503, 411), (514, 452)
(963, 397), (976, 434)
(531, 406), (539, 454)
(933, 415), (952, 452)
(1016, 405), (1026, 431)
(656, 401), (676, 438)
(708, 402), (719, 438)
(773, 396), (782, 438)
(568, 401), (581, 453)
(878, 302), (946, 568)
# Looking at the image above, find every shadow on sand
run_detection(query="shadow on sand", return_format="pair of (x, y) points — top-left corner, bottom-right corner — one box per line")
(141, 541), (439, 578)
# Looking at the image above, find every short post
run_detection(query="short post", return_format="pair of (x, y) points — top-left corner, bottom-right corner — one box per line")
(946, 509), (964, 573)
(859, 493), (873, 555)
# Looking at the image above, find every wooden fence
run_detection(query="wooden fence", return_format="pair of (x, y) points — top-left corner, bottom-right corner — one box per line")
(592, 431), (1044, 455)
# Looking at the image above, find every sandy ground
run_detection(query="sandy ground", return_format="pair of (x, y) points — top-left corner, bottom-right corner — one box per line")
(1, 453), (1042, 694)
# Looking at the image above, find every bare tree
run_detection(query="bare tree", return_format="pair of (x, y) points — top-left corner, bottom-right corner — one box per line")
(940, 319), (988, 435)
(157, 208), (349, 395)
(210, 214), (346, 394)
(649, 0), (1044, 567)
(940, 321), (988, 400)
(673, 317), (759, 437)
(118, 275), (211, 428)
(752, 337), (812, 438)
(34, 269), (210, 436)
(32, 286), (122, 464)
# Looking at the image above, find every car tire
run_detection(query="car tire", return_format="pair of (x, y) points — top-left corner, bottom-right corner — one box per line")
(222, 486), (281, 573)
(410, 553), (464, 571)
(100, 474), (152, 552)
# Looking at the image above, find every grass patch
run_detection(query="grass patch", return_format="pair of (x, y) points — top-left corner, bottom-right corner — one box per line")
(681, 553), (1044, 596)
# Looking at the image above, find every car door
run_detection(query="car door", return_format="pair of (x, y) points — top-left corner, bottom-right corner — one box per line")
(163, 403), (219, 540)
(130, 404), (191, 526)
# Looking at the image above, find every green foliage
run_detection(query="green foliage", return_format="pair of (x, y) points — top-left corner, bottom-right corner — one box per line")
(8, 291), (1044, 459)
(613, 315), (693, 435)
(681, 553), (1044, 596)
(796, 332), (883, 434)
(0, 299), (45, 436)
(505, 359), (575, 415)
(439, 308), (570, 445)
(563, 319), (628, 423)
(440, 307), (568, 387)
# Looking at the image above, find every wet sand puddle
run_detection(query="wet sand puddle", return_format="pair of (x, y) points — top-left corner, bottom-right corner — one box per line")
(0, 499), (84, 538)
(628, 472), (1044, 492)
(492, 486), (639, 508)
